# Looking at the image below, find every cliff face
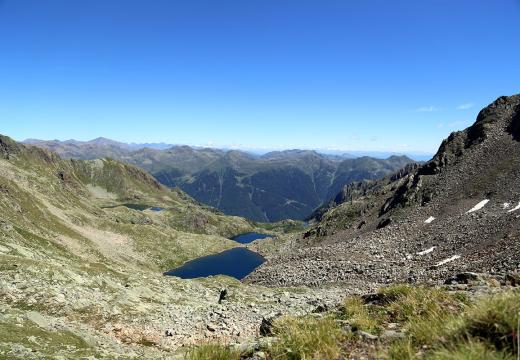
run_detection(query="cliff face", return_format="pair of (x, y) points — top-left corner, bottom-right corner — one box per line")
(249, 94), (520, 289)
(379, 94), (520, 215)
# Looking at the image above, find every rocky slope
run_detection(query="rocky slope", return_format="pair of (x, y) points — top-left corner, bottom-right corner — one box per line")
(0, 137), (352, 358)
(3, 94), (520, 359)
(248, 94), (520, 289)
(23, 140), (414, 222)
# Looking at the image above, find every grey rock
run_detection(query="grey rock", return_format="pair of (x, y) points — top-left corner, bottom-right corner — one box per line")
(444, 272), (481, 285)
(357, 330), (378, 340)
(24, 311), (49, 329)
(381, 330), (405, 340)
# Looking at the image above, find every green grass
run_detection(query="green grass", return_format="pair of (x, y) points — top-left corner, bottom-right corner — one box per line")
(184, 344), (241, 360)
(429, 341), (514, 360)
(270, 316), (343, 360)
(340, 296), (383, 334)
(453, 291), (520, 353)
(320, 202), (363, 231)
(0, 319), (98, 358)
(256, 220), (308, 234)
(250, 285), (518, 360)
(383, 286), (518, 360)
(338, 285), (468, 340)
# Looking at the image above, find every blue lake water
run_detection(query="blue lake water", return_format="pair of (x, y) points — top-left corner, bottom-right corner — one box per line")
(102, 204), (165, 212)
(102, 203), (150, 211)
(122, 203), (150, 211)
(231, 232), (272, 244)
(164, 247), (265, 280)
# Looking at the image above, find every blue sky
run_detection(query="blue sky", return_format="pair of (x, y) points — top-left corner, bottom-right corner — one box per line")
(1, 0), (519, 155)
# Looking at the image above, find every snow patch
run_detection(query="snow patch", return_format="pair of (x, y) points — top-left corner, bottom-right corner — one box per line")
(466, 199), (489, 213)
(424, 216), (435, 224)
(503, 203), (511, 209)
(434, 255), (461, 267)
(508, 202), (520, 213)
(417, 247), (435, 256)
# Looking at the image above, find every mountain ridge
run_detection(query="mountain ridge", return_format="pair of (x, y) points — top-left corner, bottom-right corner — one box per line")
(25, 139), (415, 222)
(248, 93), (520, 288)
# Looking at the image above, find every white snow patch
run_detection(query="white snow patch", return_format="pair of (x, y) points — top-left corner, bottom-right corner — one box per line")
(434, 255), (461, 267)
(417, 247), (435, 256)
(503, 203), (511, 209)
(466, 199), (489, 213)
(424, 216), (435, 224)
(508, 202), (520, 213)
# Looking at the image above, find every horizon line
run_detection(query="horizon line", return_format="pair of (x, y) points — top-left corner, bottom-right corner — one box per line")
(17, 135), (436, 156)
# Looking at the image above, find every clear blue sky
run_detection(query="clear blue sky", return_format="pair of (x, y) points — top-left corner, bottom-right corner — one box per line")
(1, 0), (519, 154)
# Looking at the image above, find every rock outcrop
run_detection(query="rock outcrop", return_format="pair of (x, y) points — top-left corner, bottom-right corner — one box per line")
(249, 94), (520, 289)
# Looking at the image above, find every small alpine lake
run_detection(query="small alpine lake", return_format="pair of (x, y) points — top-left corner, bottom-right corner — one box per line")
(231, 232), (272, 244)
(164, 247), (265, 280)
(102, 204), (165, 212)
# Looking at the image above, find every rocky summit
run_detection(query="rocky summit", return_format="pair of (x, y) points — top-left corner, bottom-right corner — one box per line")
(248, 94), (520, 288)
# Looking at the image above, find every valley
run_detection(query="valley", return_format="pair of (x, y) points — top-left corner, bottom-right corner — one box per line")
(2, 0), (519, 358)
(26, 140), (415, 222)
(1, 95), (519, 359)
(0, 134), (345, 358)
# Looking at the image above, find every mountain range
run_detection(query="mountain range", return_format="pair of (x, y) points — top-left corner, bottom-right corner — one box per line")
(24, 139), (414, 222)
(2, 94), (520, 358)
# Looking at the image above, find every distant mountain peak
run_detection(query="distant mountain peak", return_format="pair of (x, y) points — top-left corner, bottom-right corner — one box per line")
(87, 137), (126, 147)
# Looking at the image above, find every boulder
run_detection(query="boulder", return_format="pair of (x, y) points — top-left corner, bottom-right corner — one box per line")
(218, 289), (228, 304)
(444, 272), (481, 285)
(260, 313), (281, 336)
(505, 272), (520, 286)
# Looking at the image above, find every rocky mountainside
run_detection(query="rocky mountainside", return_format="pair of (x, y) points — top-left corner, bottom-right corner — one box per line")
(161, 151), (412, 222)
(3, 95), (519, 359)
(249, 94), (520, 289)
(23, 139), (414, 222)
(0, 134), (259, 269)
(0, 135), (350, 358)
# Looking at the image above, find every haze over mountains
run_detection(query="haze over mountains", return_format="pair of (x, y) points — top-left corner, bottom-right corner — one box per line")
(25, 139), (414, 222)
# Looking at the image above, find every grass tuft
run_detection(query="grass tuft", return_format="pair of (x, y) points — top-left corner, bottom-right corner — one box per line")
(429, 341), (514, 360)
(454, 291), (520, 354)
(340, 297), (383, 334)
(270, 316), (343, 360)
(184, 343), (241, 360)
